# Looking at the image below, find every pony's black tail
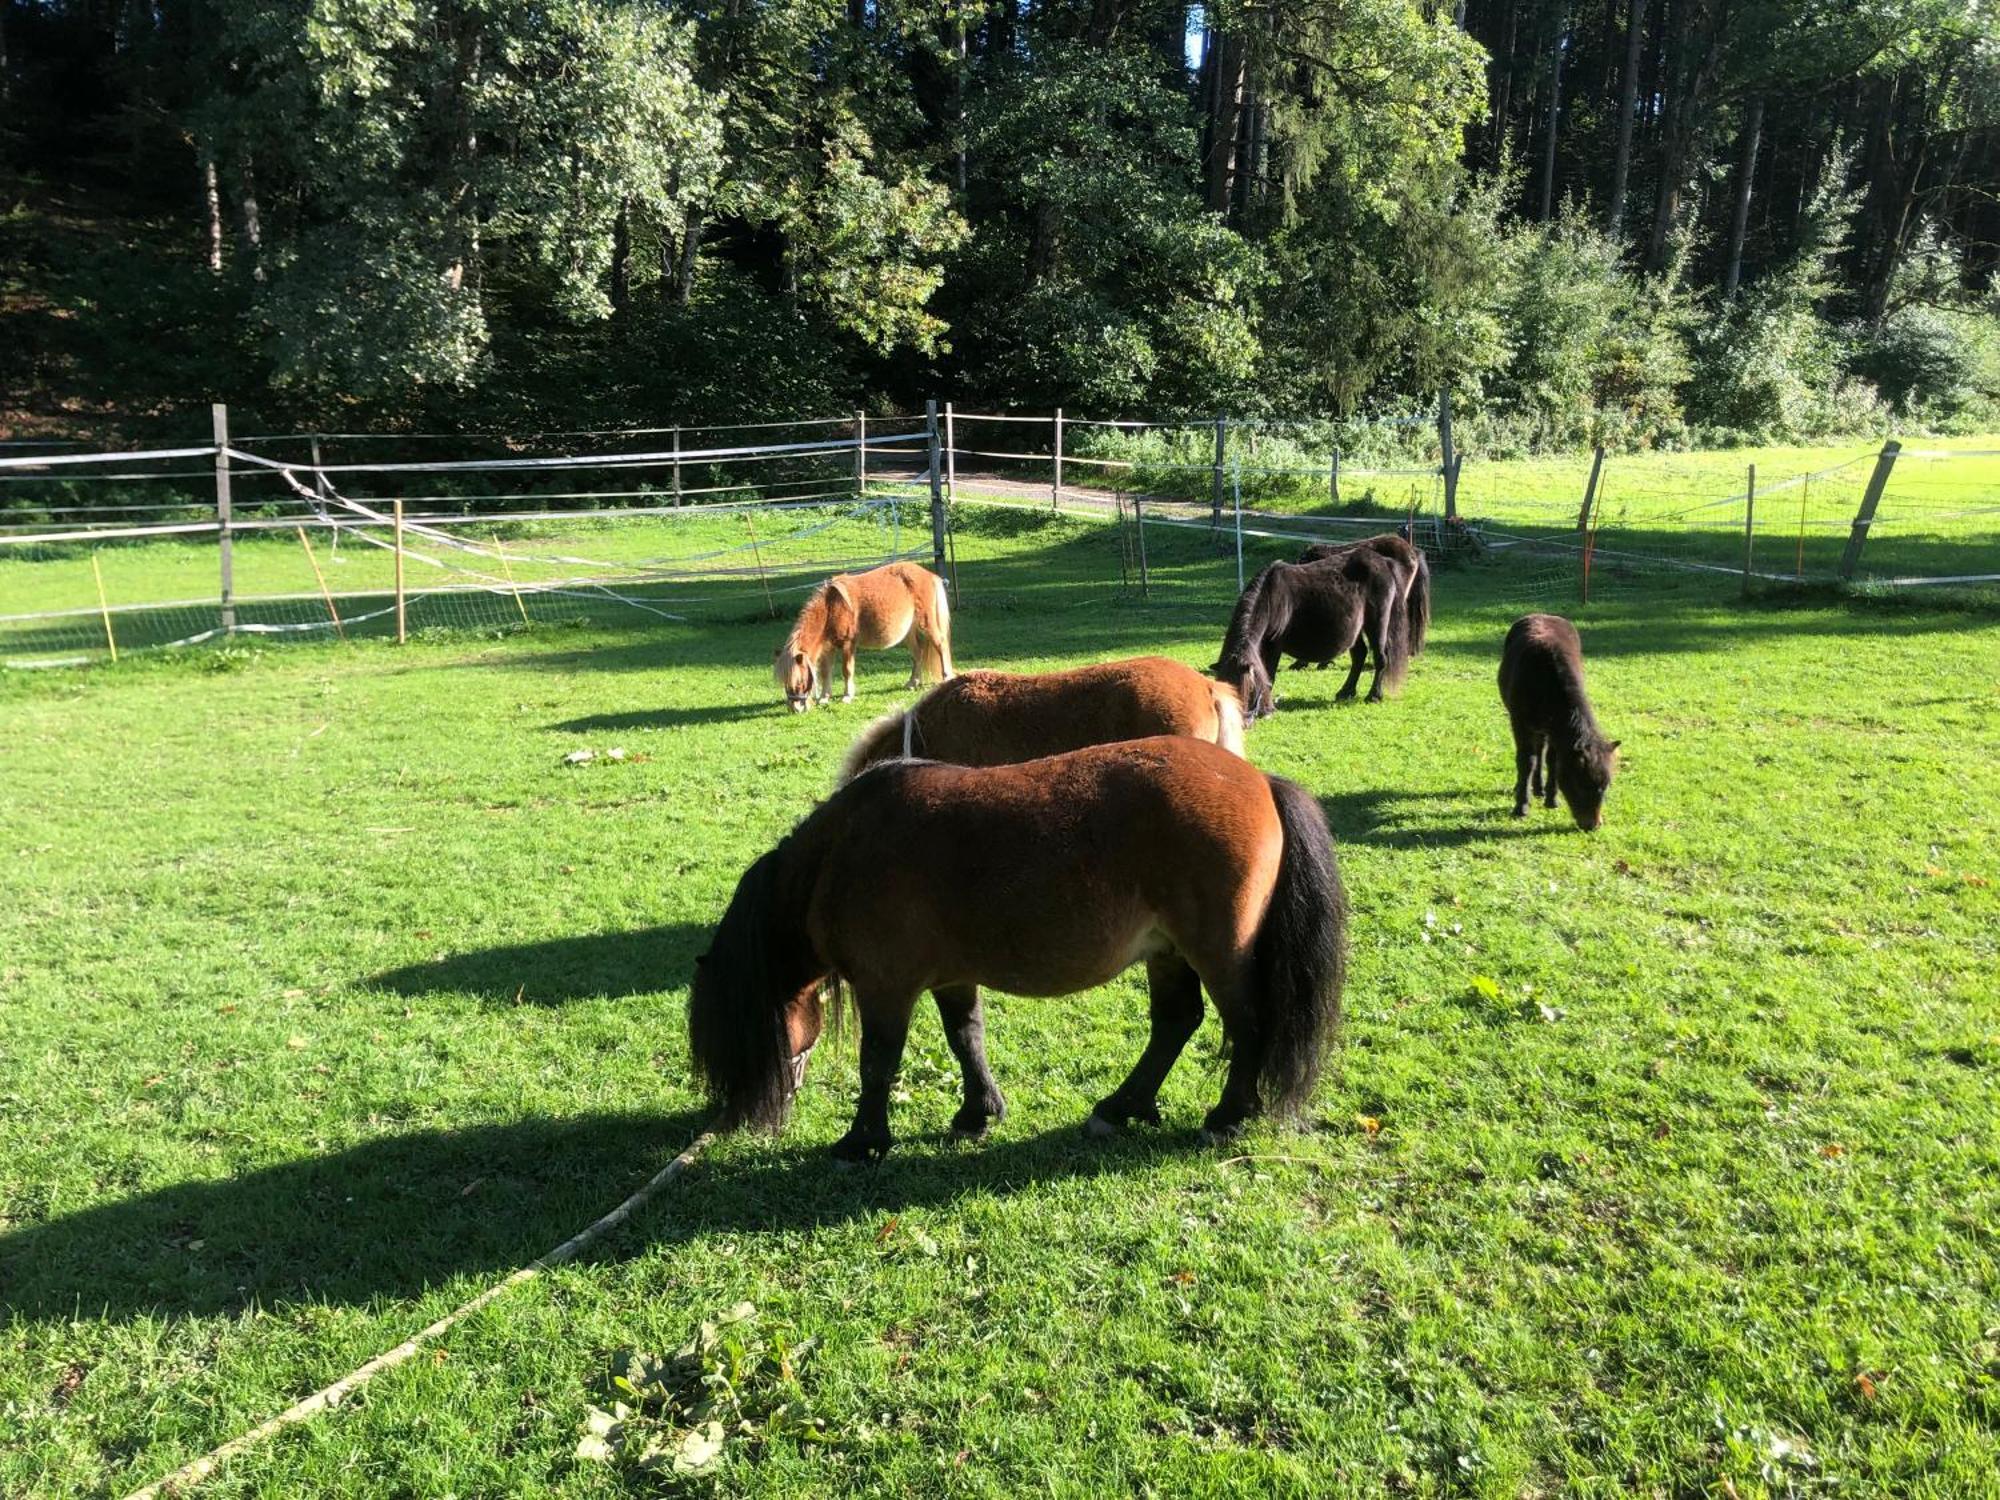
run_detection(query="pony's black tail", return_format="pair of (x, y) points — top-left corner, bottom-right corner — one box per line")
(1405, 550), (1431, 657)
(1380, 575), (1412, 693)
(688, 849), (815, 1131)
(1250, 775), (1346, 1118)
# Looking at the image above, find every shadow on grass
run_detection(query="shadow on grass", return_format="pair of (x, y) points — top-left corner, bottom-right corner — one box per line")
(0, 1110), (1196, 1324)
(370, 924), (712, 1005)
(1318, 787), (1579, 849)
(552, 701), (783, 733)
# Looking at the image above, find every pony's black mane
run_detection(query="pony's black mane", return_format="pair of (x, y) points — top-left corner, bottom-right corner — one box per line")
(1216, 561), (1285, 671)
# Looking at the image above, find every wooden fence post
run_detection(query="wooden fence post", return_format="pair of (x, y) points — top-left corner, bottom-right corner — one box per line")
(1838, 440), (1901, 580)
(671, 425), (682, 507)
(1741, 463), (1756, 598)
(1211, 415), (1227, 527)
(1234, 454), (1245, 593)
(855, 410), (867, 497)
(311, 433), (336, 557)
(1052, 407), (1063, 509)
(296, 525), (346, 639)
(212, 403), (235, 632)
(925, 400), (948, 581)
(1576, 445), (1606, 534)
(393, 498), (407, 644)
(1330, 446), (1340, 508)
(1437, 389), (1459, 521)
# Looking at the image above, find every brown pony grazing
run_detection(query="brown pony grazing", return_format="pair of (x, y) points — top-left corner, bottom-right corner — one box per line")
(1211, 550), (1411, 720)
(1498, 613), (1620, 830)
(688, 737), (1346, 1161)
(774, 561), (954, 712)
(838, 657), (1245, 781)
(1297, 533), (1431, 657)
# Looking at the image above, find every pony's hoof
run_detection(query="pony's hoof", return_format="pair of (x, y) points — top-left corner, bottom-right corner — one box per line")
(1511, 804), (1529, 819)
(1197, 1124), (1244, 1147)
(1084, 1113), (1120, 1138)
(830, 1130), (890, 1165)
(951, 1097), (1004, 1138)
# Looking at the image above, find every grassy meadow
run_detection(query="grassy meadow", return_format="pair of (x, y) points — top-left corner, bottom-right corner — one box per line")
(1, 507), (1998, 1497)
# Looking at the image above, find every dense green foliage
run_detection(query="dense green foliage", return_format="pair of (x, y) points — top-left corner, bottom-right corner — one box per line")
(3, 0), (1999, 442)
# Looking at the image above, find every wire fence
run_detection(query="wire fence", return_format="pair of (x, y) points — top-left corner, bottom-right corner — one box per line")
(4, 405), (1995, 668)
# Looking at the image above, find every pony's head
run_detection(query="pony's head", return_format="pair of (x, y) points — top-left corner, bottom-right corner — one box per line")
(688, 849), (829, 1129)
(1212, 652), (1275, 721)
(1553, 732), (1620, 831)
(774, 645), (819, 713)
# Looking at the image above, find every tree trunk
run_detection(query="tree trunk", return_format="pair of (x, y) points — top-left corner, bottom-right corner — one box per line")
(1205, 28), (1246, 215)
(610, 200), (631, 313)
(1606, 0), (1646, 235)
(1491, 0), (1519, 171)
(1722, 95), (1763, 297)
(676, 211), (704, 305)
(200, 147), (223, 274)
(237, 160), (265, 283)
(1540, 16), (1566, 220)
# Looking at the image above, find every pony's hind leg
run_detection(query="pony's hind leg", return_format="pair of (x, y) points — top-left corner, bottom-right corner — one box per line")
(934, 984), (1005, 1138)
(1333, 640), (1368, 702)
(1195, 966), (1265, 1143)
(832, 990), (918, 1163)
(1088, 956), (1204, 1134)
(1543, 739), (1560, 809)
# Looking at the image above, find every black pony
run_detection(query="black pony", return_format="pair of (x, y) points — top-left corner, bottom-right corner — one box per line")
(1497, 613), (1620, 829)
(1212, 550), (1410, 720)
(1296, 533), (1431, 657)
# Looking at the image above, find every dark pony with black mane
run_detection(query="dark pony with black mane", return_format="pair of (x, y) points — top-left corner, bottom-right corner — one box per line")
(1498, 613), (1620, 829)
(1297, 532), (1431, 657)
(688, 737), (1345, 1161)
(1212, 549), (1411, 719)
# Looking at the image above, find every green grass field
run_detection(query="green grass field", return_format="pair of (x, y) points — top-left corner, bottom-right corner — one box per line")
(2, 512), (1998, 1497)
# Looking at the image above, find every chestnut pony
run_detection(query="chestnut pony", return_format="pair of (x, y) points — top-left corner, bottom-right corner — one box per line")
(688, 737), (1345, 1161)
(1212, 549), (1411, 720)
(774, 561), (954, 712)
(1297, 533), (1431, 657)
(838, 656), (1245, 782)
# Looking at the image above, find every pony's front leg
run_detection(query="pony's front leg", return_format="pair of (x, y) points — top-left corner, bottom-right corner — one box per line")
(1511, 728), (1536, 817)
(1543, 742), (1561, 809)
(1333, 641), (1367, 702)
(832, 992), (916, 1163)
(841, 644), (857, 704)
(1088, 956), (1203, 1134)
(934, 984), (1005, 1138)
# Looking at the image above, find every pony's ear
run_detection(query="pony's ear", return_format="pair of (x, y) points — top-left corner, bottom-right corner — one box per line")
(1607, 740), (1622, 752)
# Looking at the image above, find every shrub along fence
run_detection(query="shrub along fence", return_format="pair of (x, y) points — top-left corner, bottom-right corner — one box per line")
(4, 402), (1994, 667)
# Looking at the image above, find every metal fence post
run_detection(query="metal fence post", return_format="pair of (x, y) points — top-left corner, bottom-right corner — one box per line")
(212, 403), (235, 632)
(1839, 440), (1901, 580)
(926, 399), (947, 580)
(1576, 445), (1606, 534)
(944, 401), (957, 507)
(1052, 406), (1063, 509)
(1233, 453), (1245, 592)
(1133, 492), (1149, 597)
(855, 409), (867, 497)
(1741, 463), (1756, 598)
(671, 425), (682, 507)
(1437, 389), (1459, 521)
(392, 498), (407, 644)
(1211, 415), (1227, 527)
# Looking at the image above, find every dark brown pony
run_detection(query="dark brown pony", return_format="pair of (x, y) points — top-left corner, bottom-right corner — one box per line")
(1297, 533), (1431, 656)
(688, 737), (1345, 1160)
(774, 561), (954, 712)
(1498, 613), (1620, 829)
(839, 656), (1244, 781)
(1211, 550), (1410, 720)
